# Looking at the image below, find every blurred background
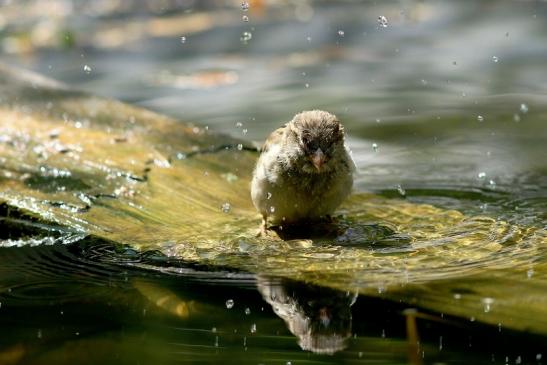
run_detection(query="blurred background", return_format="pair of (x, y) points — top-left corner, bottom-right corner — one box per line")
(1, 2), (547, 363)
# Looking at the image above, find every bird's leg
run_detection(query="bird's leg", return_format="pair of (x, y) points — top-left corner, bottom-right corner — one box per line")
(257, 214), (268, 237)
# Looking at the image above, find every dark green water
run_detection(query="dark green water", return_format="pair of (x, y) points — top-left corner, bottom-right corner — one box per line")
(0, 235), (545, 365)
(1, 1), (547, 363)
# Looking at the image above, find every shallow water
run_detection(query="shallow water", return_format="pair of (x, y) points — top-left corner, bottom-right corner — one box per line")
(1, 1), (547, 363)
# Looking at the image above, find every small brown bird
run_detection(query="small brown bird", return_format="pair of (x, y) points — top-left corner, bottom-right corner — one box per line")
(251, 110), (354, 234)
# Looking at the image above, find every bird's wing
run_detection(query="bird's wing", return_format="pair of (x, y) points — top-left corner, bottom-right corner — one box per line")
(261, 125), (287, 153)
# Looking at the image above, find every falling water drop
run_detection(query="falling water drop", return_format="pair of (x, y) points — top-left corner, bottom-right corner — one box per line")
(221, 202), (231, 213)
(520, 103), (528, 113)
(396, 184), (406, 197)
(482, 297), (494, 313)
(372, 143), (378, 152)
(241, 1), (249, 11)
(337, 30), (345, 37)
(240, 31), (252, 43)
(180, 36), (186, 43)
(83, 65), (92, 74)
(378, 15), (388, 27)
(477, 115), (484, 122)
(225, 299), (235, 309)
(492, 56), (499, 63)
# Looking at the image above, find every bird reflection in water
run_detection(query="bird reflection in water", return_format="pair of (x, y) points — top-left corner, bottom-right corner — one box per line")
(256, 276), (357, 355)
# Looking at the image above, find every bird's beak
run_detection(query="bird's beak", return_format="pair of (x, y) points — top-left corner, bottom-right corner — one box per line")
(310, 148), (326, 171)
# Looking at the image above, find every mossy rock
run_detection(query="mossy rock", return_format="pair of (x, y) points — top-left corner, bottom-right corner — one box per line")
(1, 63), (546, 334)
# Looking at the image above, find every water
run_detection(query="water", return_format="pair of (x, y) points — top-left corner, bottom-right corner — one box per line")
(1, 0), (547, 363)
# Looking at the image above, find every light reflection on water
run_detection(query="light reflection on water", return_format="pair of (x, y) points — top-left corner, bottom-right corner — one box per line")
(1, 0), (547, 363)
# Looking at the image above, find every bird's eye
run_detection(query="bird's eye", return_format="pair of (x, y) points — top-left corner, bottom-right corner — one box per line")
(301, 134), (311, 147)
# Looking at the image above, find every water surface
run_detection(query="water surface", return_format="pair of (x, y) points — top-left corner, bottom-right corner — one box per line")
(1, 1), (546, 363)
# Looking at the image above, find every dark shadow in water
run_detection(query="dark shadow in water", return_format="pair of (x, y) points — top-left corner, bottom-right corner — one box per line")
(256, 275), (357, 355)
(270, 219), (411, 249)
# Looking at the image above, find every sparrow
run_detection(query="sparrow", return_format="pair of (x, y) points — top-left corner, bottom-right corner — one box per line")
(251, 110), (354, 234)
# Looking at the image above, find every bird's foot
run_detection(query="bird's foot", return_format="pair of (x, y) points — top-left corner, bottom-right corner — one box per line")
(256, 217), (269, 237)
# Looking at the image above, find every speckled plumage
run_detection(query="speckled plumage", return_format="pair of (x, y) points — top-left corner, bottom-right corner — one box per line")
(251, 110), (354, 230)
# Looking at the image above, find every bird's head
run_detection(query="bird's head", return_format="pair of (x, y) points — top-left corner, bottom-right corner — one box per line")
(287, 110), (346, 174)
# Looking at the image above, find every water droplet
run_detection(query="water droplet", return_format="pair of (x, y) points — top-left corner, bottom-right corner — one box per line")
(452, 61), (457, 66)
(306, 36), (312, 42)
(537, 354), (542, 361)
(358, 352), (363, 358)
(478, 172), (486, 179)
(482, 297), (494, 312)
(337, 30), (345, 37)
(519, 103), (528, 113)
(453, 293), (462, 299)
(421, 79), (427, 85)
(305, 83), (309, 88)
(214, 335), (219, 347)
(477, 115), (484, 122)
(211, 327), (217, 333)
(286, 362), (292, 365)
(375, 118), (381, 123)
(244, 307), (251, 315)
(37, 329), (42, 339)
(236, 122), (243, 128)
(492, 56), (499, 63)
(241, 1), (249, 11)
(513, 113), (521, 122)
(83, 64), (92, 73)
(396, 184), (406, 197)
(240, 31), (252, 43)
(237, 143), (243, 151)
(242, 129), (248, 135)
(378, 15), (388, 27)
(221, 202), (231, 213)
(176, 152), (187, 160)
(381, 329), (386, 338)
(527, 268), (534, 278)
(250, 323), (257, 333)
(269, 206), (275, 213)
(516, 356), (522, 364)
(242, 15), (249, 22)
(267, 192), (272, 199)
(180, 36), (186, 43)
(372, 143), (378, 152)
(498, 323), (502, 332)
(488, 179), (496, 188)
(225, 299), (234, 309)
